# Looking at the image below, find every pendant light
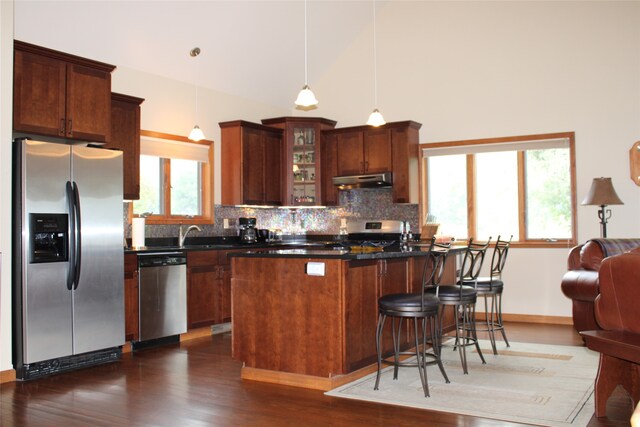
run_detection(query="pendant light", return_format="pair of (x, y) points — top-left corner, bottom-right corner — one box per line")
(188, 47), (205, 142)
(294, 0), (318, 107)
(366, 0), (386, 127)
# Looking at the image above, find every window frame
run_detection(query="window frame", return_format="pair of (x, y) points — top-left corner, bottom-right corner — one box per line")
(130, 130), (214, 225)
(419, 132), (577, 248)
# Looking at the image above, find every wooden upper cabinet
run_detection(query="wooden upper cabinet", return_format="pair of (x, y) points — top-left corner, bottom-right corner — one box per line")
(364, 128), (393, 173)
(261, 117), (337, 206)
(107, 93), (144, 200)
(336, 131), (365, 176)
(13, 50), (66, 137)
(13, 40), (115, 142)
(321, 121), (421, 204)
(241, 126), (267, 204)
(220, 120), (283, 206)
(320, 133), (339, 206)
(335, 128), (392, 175)
(262, 130), (283, 205)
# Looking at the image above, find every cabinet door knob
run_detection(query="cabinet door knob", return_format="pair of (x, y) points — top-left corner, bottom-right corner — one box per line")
(67, 119), (73, 136)
(59, 118), (65, 135)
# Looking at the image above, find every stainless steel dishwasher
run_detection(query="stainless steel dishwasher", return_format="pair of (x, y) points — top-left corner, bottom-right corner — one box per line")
(137, 252), (187, 342)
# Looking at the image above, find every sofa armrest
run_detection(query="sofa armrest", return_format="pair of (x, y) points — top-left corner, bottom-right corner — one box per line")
(567, 245), (583, 270)
(561, 270), (599, 302)
(561, 269), (601, 333)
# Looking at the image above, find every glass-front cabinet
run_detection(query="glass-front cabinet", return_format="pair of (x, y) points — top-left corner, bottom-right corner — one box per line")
(261, 117), (337, 206)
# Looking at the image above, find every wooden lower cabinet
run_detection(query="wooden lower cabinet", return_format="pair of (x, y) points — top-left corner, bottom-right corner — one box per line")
(232, 256), (415, 378)
(186, 249), (239, 330)
(233, 257), (344, 377)
(187, 251), (218, 329)
(217, 250), (241, 323)
(343, 260), (379, 372)
(344, 258), (410, 372)
(124, 253), (139, 341)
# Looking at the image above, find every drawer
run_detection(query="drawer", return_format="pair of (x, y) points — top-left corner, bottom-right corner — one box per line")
(187, 250), (218, 267)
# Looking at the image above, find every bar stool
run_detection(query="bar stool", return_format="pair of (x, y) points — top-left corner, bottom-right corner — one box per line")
(428, 238), (491, 374)
(466, 235), (512, 354)
(374, 238), (453, 397)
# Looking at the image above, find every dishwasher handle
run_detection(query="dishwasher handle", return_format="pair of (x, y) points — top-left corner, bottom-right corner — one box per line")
(138, 254), (187, 268)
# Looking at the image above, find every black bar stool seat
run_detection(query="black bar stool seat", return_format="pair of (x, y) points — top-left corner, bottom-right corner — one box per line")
(430, 284), (477, 305)
(378, 292), (441, 316)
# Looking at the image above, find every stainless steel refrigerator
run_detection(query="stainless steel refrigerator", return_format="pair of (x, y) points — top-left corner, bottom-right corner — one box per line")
(13, 138), (125, 380)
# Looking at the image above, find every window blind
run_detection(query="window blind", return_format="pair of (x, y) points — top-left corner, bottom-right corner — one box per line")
(422, 137), (570, 158)
(140, 136), (210, 163)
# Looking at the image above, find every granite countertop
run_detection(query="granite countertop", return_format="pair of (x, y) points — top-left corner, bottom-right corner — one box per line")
(125, 236), (467, 259)
(227, 244), (467, 260)
(124, 236), (341, 254)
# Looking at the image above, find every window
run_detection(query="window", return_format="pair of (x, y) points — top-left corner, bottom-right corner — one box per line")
(132, 130), (213, 224)
(421, 132), (576, 247)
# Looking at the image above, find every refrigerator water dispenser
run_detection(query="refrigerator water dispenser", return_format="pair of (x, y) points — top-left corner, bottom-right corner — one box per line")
(29, 213), (68, 263)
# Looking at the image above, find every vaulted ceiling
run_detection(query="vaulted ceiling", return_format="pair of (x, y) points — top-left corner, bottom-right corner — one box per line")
(14, 1), (378, 109)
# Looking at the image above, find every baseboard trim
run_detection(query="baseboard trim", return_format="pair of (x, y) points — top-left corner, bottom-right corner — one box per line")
(241, 364), (379, 391)
(180, 326), (215, 342)
(0, 368), (16, 384)
(475, 312), (573, 325)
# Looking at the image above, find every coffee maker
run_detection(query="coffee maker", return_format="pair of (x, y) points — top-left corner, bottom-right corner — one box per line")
(238, 217), (258, 244)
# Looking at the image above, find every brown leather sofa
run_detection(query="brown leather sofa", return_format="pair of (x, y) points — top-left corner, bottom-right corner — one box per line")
(561, 238), (640, 333)
(580, 248), (640, 417)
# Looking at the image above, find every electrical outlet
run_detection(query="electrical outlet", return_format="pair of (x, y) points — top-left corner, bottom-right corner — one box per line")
(223, 218), (230, 229)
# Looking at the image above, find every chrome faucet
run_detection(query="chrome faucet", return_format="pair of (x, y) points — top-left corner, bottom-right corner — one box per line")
(179, 225), (201, 247)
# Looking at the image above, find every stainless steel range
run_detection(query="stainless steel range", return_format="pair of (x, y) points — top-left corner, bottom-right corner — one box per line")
(338, 219), (410, 249)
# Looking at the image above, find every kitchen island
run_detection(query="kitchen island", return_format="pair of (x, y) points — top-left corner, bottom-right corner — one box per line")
(229, 245), (461, 390)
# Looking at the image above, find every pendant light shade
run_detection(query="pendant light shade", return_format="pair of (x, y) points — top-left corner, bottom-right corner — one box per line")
(188, 47), (206, 141)
(367, 0), (385, 126)
(294, 0), (318, 107)
(366, 108), (386, 127)
(189, 125), (205, 142)
(295, 84), (318, 107)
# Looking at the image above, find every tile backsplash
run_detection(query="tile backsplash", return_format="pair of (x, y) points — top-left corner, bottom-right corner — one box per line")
(124, 188), (419, 239)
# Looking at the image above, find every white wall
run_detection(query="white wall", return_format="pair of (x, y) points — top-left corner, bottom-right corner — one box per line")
(312, 1), (640, 318)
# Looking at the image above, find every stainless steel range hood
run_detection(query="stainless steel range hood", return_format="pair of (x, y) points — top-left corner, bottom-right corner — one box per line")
(333, 172), (392, 189)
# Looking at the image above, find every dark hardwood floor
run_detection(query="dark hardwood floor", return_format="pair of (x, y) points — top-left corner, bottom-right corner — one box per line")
(1, 323), (635, 426)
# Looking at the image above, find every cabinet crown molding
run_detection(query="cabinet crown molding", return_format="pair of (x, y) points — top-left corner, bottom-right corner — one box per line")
(14, 40), (116, 73)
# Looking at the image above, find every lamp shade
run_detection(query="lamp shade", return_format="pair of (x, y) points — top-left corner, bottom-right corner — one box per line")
(294, 85), (318, 107)
(581, 177), (623, 206)
(188, 125), (205, 142)
(366, 108), (386, 127)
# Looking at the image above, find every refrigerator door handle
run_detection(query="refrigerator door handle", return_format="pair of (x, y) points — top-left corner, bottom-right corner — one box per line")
(72, 182), (82, 290)
(66, 181), (76, 291)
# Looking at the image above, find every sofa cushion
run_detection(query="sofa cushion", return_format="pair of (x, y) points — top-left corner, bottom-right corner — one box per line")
(580, 238), (640, 271)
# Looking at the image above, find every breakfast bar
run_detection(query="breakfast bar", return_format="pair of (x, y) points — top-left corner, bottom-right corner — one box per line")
(229, 245), (460, 390)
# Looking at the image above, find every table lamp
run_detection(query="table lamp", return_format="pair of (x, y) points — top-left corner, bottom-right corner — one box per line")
(581, 177), (623, 238)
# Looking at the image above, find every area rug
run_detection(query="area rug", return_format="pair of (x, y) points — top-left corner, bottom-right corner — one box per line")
(326, 341), (598, 427)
